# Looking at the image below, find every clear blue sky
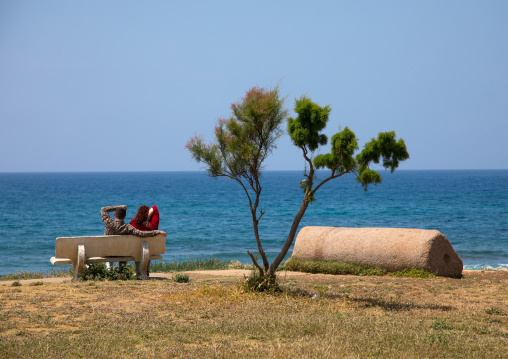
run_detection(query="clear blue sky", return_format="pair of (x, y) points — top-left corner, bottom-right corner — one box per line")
(1, 1), (507, 172)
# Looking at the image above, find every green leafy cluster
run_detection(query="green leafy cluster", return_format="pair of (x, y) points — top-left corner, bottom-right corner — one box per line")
(287, 96), (409, 196)
(186, 86), (287, 179)
(356, 131), (409, 189)
(287, 95), (330, 151)
(81, 263), (136, 281)
(172, 273), (190, 283)
(314, 126), (358, 173)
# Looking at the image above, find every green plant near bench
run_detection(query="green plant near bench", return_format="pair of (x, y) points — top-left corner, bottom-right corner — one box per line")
(81, 263), (136, 281)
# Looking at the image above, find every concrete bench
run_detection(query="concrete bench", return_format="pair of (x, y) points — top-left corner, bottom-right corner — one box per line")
(50, 234), (166, 281)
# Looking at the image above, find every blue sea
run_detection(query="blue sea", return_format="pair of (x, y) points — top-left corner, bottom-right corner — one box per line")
(0, 170), (507, 276)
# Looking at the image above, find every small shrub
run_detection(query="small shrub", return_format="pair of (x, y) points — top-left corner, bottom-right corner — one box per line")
(241, 271), (281, 293)
(11, 281), (22, 287)
(390, 268), (436, 278)
(172, 273), (190, 283)
(485, 307), (503, 315)
(82, 263), (136, 281)
(430, 320), (454, 330)
(29, 281), (44, 286)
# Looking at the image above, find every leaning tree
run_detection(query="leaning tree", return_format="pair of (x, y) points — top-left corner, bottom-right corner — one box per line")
(186, 86), (288, 275)
(186, 88), (409, 285)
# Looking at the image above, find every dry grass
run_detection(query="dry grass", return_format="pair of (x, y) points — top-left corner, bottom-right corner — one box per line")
(0, 270), (507, 358)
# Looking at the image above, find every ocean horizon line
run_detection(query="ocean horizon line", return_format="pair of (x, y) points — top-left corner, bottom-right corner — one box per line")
(1, 168), (508, 174)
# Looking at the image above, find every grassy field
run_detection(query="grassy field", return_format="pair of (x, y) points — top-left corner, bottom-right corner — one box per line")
(1, 269), (507, 358)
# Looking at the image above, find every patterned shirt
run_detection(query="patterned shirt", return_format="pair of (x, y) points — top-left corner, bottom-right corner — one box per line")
(101, 206), (162, 237)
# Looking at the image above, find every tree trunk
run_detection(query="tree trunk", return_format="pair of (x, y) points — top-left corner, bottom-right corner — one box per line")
(265, 197), (310, 277)
(251, 212), (269, 272)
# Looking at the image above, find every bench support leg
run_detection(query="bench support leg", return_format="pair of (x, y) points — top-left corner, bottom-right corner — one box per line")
(135, 241), (150, 280)
(72, 244), (85, 282)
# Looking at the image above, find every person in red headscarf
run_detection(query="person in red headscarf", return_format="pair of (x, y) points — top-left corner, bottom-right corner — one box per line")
(130, 205), (161, 277)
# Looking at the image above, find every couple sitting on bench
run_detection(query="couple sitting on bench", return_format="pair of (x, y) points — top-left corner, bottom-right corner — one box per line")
(101, 205), (167, 277)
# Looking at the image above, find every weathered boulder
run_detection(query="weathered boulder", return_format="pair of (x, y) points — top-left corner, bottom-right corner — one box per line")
(292, 227), (463, 277)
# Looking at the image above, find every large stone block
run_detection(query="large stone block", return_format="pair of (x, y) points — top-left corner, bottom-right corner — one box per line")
(292, 227), (463, 277)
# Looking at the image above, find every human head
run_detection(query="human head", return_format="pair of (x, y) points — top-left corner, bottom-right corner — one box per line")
(133, 205), (149, 225)
(114, 207), (126, 220)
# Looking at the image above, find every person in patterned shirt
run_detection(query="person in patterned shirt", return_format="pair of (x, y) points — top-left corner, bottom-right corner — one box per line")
(101, 205), (166, 237)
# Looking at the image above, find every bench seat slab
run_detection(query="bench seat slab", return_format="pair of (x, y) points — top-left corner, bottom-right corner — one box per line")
(50, 255), (163, 266)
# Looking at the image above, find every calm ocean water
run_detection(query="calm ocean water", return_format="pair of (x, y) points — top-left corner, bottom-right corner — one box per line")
(0, 170), (506, 276)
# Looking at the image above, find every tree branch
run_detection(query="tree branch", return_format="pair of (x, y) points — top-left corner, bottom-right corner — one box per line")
(246, 250), (264, 276)
(311, 170), (350, 195)
(257, 209), (265, 222)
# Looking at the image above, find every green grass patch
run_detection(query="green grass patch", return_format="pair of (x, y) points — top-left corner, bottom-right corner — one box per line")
(150, 257), (248, 272)
(430, 319), (454, 330)
(0, 268), (72, 281)
(283, 258), (440, 278)
(0, 258), (248, 281)
(485, 307), (503, 315)
(389, 268), (436, 278)
(283, 258), (387, 276)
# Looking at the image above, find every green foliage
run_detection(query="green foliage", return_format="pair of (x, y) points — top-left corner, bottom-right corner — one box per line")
(285, 260), (439, 279)
(241, 271), (281, 293)
(11, 281), (22, 287)
(389, 268), (436, 278)
(314, 127), (359, 173)
(356, 131), (409, 190)
(172, 273), (190, 283)
(287, 96), (330, 151)
(0, 268), (72, 281)
(284, 258), (387, 276)
(81, 263), (136, 281)
(357, 131), (409, 172)
(430, 320), (454, 330)
(287, 96), (408, 196)
(186, 86), (287, 179)
(150, 258), (246, 272)
(485, 307), (503, 315)
(356, 167), (382, 190)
